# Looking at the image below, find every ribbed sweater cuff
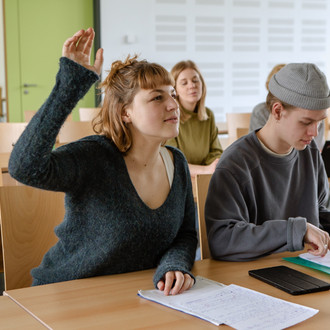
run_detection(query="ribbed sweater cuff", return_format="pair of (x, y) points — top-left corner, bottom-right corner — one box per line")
(287, 217), (307, 251)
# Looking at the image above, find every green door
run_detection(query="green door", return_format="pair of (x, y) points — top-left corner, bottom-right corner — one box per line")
(5, 0), (95, 122)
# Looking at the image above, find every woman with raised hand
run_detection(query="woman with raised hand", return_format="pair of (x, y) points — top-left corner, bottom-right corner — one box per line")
(9, 28), (197, 296)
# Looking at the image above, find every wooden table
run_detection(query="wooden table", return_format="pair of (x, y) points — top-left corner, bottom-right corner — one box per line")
(0, 295), (45, 329)
(3, 251), (330, 329)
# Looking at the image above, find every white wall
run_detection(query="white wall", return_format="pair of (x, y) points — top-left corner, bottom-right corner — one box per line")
(2, 0), (330, 123)
(100, 0), (330, 122)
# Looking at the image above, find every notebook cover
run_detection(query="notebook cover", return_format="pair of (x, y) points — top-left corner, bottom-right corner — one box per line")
(249, 265), (330, 295)
(283, 257), (330, 275)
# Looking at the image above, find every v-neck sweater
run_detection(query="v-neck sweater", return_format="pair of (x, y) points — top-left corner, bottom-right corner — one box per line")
(9, 57), (197, 286)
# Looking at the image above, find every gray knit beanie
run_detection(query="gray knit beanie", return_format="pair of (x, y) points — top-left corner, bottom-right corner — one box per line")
(268, 63), (330, 110)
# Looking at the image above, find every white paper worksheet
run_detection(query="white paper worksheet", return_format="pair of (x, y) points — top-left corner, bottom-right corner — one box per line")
(138, 276), (318, 330)
(299, 251), (330, 267)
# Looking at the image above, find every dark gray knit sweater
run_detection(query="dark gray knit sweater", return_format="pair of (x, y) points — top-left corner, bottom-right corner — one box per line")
(205, 131), (330, 261)
(9, 57), (197, 286)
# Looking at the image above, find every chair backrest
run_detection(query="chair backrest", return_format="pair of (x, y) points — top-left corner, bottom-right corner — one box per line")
(216, 121), (228, 135)
(195, 174), (212, 260)
(226, 112), (251, 141)
(24, 110), (73, 123)
(236, 127), (249, 139)
(0, 87), (3, 117)
(0, 153), (19, 186)
(0, 170), (18, 187)
(0, 185), (65, 290)
(0, 123), (27, 153)
(58, 121), (95, 145)
(79, 107), (101, 121)
(24, 110), (37, 122)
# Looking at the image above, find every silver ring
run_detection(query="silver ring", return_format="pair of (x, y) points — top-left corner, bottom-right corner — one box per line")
(324, 244), (328, 249)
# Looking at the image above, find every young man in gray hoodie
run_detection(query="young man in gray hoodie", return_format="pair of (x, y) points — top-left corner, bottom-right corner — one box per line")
(205, 63), (330, 261)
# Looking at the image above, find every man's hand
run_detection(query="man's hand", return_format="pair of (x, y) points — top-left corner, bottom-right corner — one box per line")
(304, 223), (329, 257)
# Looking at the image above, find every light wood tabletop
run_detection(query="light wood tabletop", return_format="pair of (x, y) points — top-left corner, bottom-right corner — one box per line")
(0, 295), (45, 329)
(3, 250), (330, 329)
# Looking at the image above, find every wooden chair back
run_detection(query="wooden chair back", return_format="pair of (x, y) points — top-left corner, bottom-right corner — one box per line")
(0, 152), (19, 186)
(24, 110), (37, 122)
(0, 123), (28, 153)
(58, 121), (95, 146)
(226, 113), (251, 141)
(79, 107), (101, 121)
(0, 185), (65, 290)
(24, 110), (73, 123)
(236, 127), (249, 139)
(195, 174), (212, 260)
(0, 87), (3, 117)
(0, 152), (21, 186)
(0, 172), (19, 186)
(216, 121), (228, 135)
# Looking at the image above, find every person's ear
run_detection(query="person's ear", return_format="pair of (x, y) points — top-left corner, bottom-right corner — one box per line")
(272, 102), (283, 121)
(122, 107), (132, 124)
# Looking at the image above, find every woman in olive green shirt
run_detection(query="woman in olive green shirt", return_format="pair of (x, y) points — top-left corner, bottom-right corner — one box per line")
(166, 60), (223, 177)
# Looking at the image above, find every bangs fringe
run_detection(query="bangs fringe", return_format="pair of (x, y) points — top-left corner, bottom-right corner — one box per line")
(137, 65), (174, 89)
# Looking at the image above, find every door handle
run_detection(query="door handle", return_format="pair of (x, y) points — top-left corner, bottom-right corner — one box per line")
(23, 83), (38, 88)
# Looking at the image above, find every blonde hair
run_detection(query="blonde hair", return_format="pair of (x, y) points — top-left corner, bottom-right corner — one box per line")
(93, 55), (174, 152)
(170, 60), (208, 123)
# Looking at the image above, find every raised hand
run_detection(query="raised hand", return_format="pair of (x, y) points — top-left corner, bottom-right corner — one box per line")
(62, 27), (103, 75)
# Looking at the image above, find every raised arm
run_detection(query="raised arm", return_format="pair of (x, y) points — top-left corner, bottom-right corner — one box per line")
(9, 29), (102, 191)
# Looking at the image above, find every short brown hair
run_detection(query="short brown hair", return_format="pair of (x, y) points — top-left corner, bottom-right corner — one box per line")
(93, 55), (174, 152)
(266, 92), (296, 113)
(171, 60), (208, 123)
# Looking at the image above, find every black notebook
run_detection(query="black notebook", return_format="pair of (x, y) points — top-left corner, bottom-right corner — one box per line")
(249, 265), (330, 295)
